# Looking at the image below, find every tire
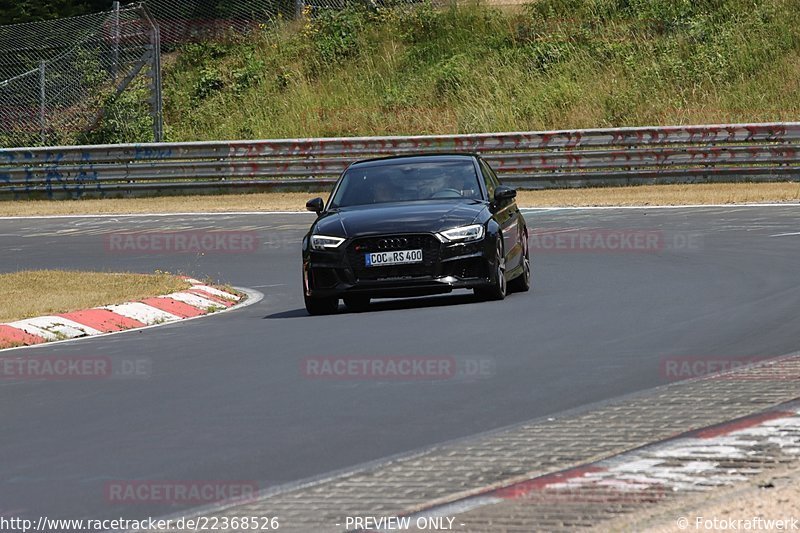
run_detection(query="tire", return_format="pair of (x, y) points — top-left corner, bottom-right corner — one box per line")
(343, 295), (370, 312)
(475, 237), (506, 301)
(304, 294), (338, 315)
(508, 238), (531, 293)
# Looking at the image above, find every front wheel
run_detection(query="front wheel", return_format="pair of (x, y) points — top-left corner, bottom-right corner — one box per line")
(508, 240), (531, 293)
(475, 238), (506, 301)
(304, 294), (338, 315)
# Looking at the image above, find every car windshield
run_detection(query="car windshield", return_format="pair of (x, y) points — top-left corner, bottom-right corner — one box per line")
(329, 159), (482, 208)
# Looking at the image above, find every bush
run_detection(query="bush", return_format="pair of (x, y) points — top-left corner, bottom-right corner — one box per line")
(80, 82), (154, 145)
(193, 66), (225, 101)
(303, 7), (369, 72)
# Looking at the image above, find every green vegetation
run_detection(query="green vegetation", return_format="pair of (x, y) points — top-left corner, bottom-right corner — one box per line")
(160, 0), (800, 141)
(79, 79), (157, 145)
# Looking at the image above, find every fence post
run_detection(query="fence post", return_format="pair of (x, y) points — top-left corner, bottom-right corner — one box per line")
(152, 21), (163, 142)
(39, 60), (46, 145)
(295, 0), (305, 19)
(112, 1), (120, 80)
(141, 5), (164, 142)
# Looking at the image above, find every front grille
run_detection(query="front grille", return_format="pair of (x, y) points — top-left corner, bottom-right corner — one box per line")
(347, 234), (441, 281)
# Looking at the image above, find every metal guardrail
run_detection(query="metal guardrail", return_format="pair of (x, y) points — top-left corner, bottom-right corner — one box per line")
(1, 122), (799, 199)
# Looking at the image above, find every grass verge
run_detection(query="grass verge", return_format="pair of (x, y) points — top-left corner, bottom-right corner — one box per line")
(0, 270), (191, 323)
(517, 182), (800, 207)
(156, 0), (800, 142)
(0, 183), (798, 217)
(19, 1), (800, 145)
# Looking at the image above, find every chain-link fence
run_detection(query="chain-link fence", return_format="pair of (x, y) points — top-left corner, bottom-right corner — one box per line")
(144, 0), (294, 44)
(0, 0), (420, 148)
(144, 0), (420, 44)
(0, 3), (160, 148)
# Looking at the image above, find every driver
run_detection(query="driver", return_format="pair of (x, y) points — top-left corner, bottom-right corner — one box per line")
(430, 174), (467, 198)
(372, 179), (395, 203)
(419, 175), (448, 199)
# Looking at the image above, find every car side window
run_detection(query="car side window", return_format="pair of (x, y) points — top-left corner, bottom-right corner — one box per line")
(479, 159), (498, 199)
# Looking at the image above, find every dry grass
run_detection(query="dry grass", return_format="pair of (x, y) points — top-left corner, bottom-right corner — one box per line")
(0, 183), (798, 217)
(0, 270), (191, 323)
(516, 182), (800, 207)
(0, 192), (322, 216)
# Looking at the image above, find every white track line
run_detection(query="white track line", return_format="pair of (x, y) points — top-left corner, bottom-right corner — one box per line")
(522, 203), (800, 211)
(0, 211), (310, 220)
(1, 203), (799, 220)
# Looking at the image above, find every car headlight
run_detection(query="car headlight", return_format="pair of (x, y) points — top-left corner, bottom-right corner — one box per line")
(311, 234), (346, 250)
(437, 224), (485, 243)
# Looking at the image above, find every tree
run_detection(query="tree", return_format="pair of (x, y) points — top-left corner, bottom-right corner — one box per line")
(0, 0), (112, 25)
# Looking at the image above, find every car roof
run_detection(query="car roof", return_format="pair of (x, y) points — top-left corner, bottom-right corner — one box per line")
(347, 153), (480, 169)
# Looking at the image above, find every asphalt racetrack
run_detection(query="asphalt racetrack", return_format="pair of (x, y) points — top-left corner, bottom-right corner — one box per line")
(1, 206), (799, 521)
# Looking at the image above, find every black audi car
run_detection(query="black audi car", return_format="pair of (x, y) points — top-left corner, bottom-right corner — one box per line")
(301, 154), (531, 314)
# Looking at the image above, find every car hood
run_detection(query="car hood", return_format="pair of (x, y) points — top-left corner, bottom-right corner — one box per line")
(314, 201), (487, 237)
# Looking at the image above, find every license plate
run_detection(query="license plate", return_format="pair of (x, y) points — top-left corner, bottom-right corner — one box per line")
(365, 249), (423, 267)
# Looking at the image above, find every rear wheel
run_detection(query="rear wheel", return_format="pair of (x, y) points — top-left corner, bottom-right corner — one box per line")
(475, 238), (506, 301)
(343, 295), (370, 312)
(304, 294), (338, 315)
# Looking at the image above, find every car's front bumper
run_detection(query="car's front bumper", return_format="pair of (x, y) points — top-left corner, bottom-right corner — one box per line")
(303, 233), (495, 299)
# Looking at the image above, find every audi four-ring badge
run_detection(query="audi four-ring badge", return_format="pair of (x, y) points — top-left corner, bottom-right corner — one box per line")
(301, 153), (531, 315)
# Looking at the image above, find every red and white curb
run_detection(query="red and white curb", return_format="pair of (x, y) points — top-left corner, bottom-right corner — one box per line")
(400, 406), (800, 523)
(0, 277), (255, 351)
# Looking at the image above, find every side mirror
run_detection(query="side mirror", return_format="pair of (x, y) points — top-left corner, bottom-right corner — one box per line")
(494, 186), (517, 203)
(306, 197), (324, 214)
